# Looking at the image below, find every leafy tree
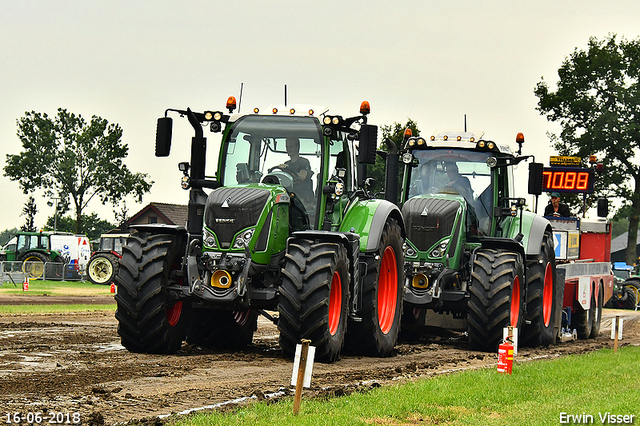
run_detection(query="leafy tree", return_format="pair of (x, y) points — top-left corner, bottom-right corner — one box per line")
(44, 213), (116, 241)
(0, 228), (19, 246)
(534, 34), (640, 265)
(368, 119), (421, 203)
(20, 196), (38, 232)
(4, 108), (153, 234)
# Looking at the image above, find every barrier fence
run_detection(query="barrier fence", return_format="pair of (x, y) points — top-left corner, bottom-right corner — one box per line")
(1, 260), (85, 284)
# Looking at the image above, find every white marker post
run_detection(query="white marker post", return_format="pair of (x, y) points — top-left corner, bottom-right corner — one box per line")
(291, 340), (315, 415)
(611, 315), (624, 353)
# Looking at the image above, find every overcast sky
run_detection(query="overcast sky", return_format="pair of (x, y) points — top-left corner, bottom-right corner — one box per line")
(2, 1), (640, 232)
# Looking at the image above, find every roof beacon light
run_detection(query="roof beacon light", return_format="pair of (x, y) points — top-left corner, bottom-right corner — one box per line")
(404, 128), (413, 139)
(253, 107), (260, 114)
(289, 108), (296, 115)
(226, 96), (237, 113)
(589, 155), (597, 164)
(272, 107), (279, 114)
(516, 133), (525, 144)
(360, 101), (371, 115)
(308, 109), (314, 116)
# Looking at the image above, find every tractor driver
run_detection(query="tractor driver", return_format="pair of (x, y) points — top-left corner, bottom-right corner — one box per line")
(444, 162), (473, 201)
(277, 137), (314, 203)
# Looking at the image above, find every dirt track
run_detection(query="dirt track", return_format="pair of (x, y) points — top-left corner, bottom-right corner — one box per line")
(0, 296), (638, 425)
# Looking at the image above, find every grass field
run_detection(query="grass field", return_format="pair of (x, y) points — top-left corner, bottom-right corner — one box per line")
(0, 279), (112, 297)
(169, 346), (640, 426)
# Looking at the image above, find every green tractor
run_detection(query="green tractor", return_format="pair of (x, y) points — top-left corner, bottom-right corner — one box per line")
(398, 131), (562, 351)
(114, 98), (405, 362)
(0, 231), (64, 278)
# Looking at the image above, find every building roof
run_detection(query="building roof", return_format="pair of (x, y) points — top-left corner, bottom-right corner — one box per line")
(611, 230), (640, 254)
(126, 202), (188, 227)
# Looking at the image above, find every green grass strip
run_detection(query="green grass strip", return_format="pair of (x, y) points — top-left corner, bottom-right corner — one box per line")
(169, 345), (640, 426)
(0, 304), (116, 314)
(0, 279), (111, 296)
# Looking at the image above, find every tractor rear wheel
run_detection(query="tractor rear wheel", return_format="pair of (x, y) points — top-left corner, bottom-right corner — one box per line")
(87, 253), (119, 285)
(114, 233), (188, 354)
(187, 309), (258, 349)
(522, 231), (559, 347)
(21, 252), (48, 279)
(278, 239), (350, 363)
(346, 218), (404, 357)
(468, 249), (524, 352)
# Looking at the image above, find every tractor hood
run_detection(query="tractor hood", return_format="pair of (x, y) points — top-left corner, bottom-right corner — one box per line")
(402, 194), (463, 253)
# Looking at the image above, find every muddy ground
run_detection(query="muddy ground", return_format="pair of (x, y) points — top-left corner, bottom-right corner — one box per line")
(0, 295), (638, 425)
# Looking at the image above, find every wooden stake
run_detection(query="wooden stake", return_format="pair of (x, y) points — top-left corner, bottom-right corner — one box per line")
(292, 339), (311, 415)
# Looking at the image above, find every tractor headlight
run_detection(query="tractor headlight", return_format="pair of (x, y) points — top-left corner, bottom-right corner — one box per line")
(233, 228), (255, 249)
(203, 228), (217, 248)
(430, 239), (449, 258)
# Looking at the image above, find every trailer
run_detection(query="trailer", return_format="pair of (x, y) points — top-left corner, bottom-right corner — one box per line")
(550, 217), (614, 340)
(541, 156), (614, 340)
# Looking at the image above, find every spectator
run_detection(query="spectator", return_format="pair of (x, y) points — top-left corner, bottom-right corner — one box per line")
(544, 192), (572, 217)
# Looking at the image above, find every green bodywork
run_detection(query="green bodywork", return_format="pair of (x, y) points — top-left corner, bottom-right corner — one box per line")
(0, 231), (62, 262)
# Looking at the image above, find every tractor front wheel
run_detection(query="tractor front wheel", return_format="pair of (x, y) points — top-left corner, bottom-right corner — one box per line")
(278, 239), (350, 363)
(87, 254), (119, 285)
(114, 233), (189, 354)
(468, 249), (524, 352)
(522, 231), (559, 347)
(346, 218), (404, 357)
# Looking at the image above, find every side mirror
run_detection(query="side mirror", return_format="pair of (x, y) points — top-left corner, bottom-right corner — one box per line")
(597, 197), (609, 218)
(358, 124), (378, 164)
(528, 162), (543, 195)
(155, 117), (173, 157)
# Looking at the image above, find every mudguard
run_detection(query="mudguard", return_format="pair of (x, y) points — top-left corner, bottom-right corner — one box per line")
(340, 199), (404, 253)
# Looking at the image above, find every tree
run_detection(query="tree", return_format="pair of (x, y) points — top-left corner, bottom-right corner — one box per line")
(20, 196), (38, 232)
(4, 108), (153, 234)
(44, 213), (116, 241)
(534, 34), (640, 265)
(0, 228), (19, 246)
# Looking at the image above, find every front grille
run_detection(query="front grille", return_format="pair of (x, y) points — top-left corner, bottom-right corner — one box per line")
(402, 197), (460, 251)
(204, 187), (270, 248)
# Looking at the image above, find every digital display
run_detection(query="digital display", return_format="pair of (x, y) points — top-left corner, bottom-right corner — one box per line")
(542, 167), (594, 193)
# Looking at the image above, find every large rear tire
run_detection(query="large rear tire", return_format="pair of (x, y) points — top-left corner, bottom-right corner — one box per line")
(87, 253), (119, 285)
(346, 218), (404, 357)
(522, 231), (558, 347)
(114, 233), (189, 354)
(468, 249), (524, 352)
(187, 309), (258, 349)
(278, 240), (350, 363)
(21, 252), (48, 279)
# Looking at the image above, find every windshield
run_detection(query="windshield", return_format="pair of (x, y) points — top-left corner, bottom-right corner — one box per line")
(221, 115), (324, 225)
(406, 149), (493, 234)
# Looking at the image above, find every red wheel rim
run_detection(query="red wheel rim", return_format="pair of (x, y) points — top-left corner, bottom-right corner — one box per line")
(167, 301), (183, 327)
(510, 276), (521, 327)
(328, 271), (342, 336)
(542, 262), (553, 327)
(378, 246), (398, 334)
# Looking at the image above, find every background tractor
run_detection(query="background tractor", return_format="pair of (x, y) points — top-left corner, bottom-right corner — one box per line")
(87, 233), (128, 285)
(0, 231), (64, 279)
(114, 98), (405, 362)
(398, 131), (563, 351)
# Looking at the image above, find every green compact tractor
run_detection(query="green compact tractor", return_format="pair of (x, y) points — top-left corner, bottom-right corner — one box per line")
(398, 131), (562, 351)
(0, 231), (64, 278)
(114, 98), (405, 362)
